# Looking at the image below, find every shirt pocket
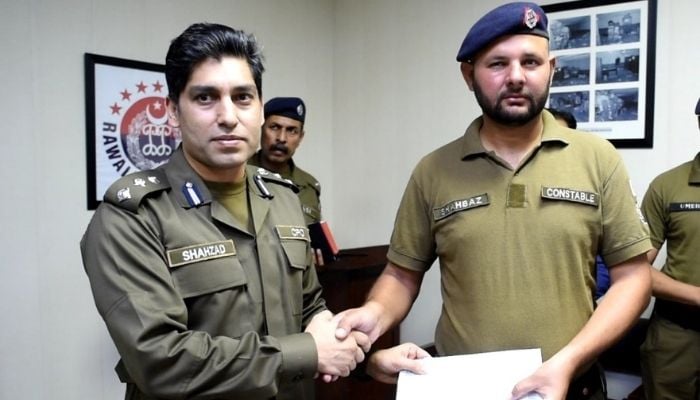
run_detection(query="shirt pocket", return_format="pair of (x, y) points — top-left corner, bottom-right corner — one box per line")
(276, 225), (311, 271)
(276, 226), (311, 318)
(170, 255), (247, 298)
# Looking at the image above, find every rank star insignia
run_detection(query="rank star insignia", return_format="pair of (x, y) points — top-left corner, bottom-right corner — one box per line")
(133, 178), (146, 187)
(257, 168), (269, 176)
(524, 7), (538, 29)
(117, 187), (132, 202)
(148, 176), (160, 184)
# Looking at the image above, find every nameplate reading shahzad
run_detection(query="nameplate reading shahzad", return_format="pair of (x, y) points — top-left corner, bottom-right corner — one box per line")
(397, 348), (543, 400)
(167, 240), (236, 268)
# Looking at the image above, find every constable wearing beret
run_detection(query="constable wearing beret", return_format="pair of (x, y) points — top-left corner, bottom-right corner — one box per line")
(334, 3), (652, 399)
(249, 97), (323, 226)
(640, 98), (700, 400)
(80, 23), (367, 400)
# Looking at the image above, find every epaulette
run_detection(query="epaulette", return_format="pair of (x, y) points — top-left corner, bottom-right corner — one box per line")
(254, 167), (299, 194)
(103, 169), (170, 212)
(290, 165), (321, 196)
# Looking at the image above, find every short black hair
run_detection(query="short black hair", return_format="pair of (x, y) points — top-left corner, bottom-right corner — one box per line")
(548, 108), (577, 129)
(165, 23), (265, 104)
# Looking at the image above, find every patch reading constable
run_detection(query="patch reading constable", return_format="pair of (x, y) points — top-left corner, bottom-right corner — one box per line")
(334, 3), (652, 400)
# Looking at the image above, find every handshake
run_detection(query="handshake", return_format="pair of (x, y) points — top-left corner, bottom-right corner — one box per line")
(304, 310), (369, 382)
(304, 304), (431, 384)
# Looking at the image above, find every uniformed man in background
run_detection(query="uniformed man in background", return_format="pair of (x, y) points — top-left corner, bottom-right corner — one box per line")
(249, 97), (322, 225)
(80, 22), (367, 400)
(640, 98), (700, 400)
(334, 3), (652, 399)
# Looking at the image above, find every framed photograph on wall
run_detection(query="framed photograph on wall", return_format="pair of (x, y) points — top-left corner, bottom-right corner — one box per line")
(84, 53), (181, 210)
(542, 0), (657, 148)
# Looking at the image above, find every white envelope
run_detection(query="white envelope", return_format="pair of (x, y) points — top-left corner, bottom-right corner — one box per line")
(397, 348), (544, 400)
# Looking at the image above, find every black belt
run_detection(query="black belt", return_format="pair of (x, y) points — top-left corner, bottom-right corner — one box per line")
(566, 363), (606, 400)
(654, 298), (700, 331)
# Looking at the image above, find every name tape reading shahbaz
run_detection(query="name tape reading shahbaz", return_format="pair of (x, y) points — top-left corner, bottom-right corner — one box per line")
(95, 64), (182, 200)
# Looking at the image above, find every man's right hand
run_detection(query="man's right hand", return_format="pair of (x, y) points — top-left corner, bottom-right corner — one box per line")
(305, 310), (369, 378)
(333, 301), (384, 343)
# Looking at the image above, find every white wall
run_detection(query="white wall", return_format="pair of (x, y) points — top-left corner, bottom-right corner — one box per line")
(0, 1), (698, 399)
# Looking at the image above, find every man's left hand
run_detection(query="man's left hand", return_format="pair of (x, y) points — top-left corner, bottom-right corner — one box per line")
(510, 356), (574, 400)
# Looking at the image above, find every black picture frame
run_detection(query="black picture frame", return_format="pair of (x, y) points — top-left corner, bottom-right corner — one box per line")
(542, 0), (657, 148)
(84, 53), (177, 210)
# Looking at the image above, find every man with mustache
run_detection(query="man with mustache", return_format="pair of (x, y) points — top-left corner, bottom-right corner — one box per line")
(335, 3), (652, 399)
(250, 97), (322, 226)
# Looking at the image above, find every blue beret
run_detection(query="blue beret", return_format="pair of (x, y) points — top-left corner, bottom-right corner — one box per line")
(264, 97), (306, 123)
(456, 2), (549, 63)
(696, 97), (700, 115)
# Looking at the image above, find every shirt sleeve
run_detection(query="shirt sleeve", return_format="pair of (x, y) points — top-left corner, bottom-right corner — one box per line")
(387, 168), (437, 272)
(599, 149), (652, 266)
(301, 252), (327, 328)
(640, 178), (667, 249)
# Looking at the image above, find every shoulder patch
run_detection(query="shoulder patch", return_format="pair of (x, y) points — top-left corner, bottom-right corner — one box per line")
(104, 170), (170, 212)
(255, 167), (300, 193)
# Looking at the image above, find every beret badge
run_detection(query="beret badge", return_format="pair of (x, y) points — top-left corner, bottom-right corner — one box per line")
(524, 7), (539, 29)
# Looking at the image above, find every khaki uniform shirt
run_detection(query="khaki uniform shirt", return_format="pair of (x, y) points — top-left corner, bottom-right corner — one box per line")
(249, 152), (322, 224)
(639, 153), (700, 386)
(81, 149), (326, 400)
(388, 111), (651, 360)
(641, 152), (700, 286)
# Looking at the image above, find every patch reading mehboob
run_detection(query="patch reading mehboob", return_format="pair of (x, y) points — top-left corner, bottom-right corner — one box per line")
(669, 202), (700, 211)
(541, 187), (599, 207)
(433, 194), (490, 221)
(167, 240), (236, 268)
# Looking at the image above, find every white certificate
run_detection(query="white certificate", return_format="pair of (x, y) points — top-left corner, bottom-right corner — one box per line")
(397, 348), (543, 400)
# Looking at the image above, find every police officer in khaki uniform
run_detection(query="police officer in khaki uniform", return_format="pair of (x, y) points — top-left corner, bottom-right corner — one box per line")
(249, 97), (322, 225)
(640, 98), (700, 400)
(80, 23), (367, 400)
(334, 3), (652, 400)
